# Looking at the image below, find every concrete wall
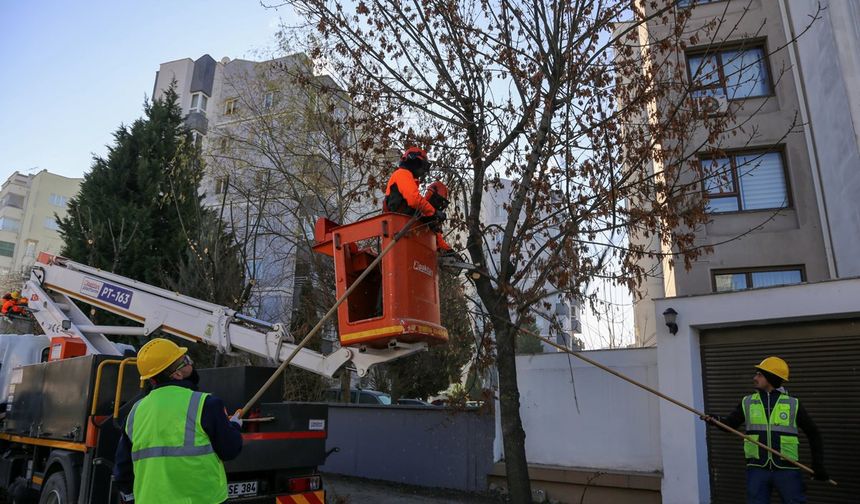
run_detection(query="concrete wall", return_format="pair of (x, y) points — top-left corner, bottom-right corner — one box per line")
(513, 349), (661, 472)
(153, 58), (195, 111)
(321, 404), (495, 492)
(653, 277), (860, 504)
(787, 0), (860, 277)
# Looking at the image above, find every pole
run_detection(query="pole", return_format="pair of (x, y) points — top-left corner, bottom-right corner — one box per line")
(239, 212), (423, 415)
(521, 326), (837, 485)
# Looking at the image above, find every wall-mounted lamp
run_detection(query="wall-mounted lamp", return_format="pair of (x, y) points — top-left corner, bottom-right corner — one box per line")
(663, 308), (678, 335)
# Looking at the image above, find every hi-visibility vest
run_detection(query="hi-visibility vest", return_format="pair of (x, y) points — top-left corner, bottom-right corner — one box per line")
(125, 386), (228, 503)
(742, 393), (800, 469)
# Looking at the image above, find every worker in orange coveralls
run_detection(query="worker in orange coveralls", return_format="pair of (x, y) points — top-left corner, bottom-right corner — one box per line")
(384, 146), (440, 219)
(1, 291), (27, 316)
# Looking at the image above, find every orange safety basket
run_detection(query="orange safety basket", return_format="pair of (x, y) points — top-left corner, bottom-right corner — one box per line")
(313, 213), (448, 349)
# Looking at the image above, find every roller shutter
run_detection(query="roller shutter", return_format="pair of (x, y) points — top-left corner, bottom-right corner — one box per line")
(700, 319), (860, 503)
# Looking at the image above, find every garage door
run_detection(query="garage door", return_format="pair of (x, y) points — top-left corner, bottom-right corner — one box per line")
(701, 319), (860, 504)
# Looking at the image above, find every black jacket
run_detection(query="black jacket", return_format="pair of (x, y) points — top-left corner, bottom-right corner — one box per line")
(112, 379), (243, 494)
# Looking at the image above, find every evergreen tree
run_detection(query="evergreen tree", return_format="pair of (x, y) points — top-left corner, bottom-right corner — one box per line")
(59, 86), (213, 286)
(515, 321), (545, 355)
(58, 86), (245, 331)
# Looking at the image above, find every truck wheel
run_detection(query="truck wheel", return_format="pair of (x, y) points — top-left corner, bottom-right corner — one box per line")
(38, 472), (71, 504)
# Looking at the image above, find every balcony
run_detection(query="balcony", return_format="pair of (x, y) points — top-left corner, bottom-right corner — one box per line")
(184, 111), (209, 135)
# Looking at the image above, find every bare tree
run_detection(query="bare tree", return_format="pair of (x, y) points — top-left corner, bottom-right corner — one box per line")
(200, 52), (402, 396)
(263, 0), (819, 498)
(202, 54), (361, 329)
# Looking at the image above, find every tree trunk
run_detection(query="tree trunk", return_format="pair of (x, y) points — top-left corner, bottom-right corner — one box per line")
(340, 370), (351, 403)
(494, 318), (532, 503)
(473, 272), (533, 503)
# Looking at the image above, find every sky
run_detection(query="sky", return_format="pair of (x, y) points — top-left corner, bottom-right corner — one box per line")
(0, 0), (294, 181)
(0, 1), (634, 348)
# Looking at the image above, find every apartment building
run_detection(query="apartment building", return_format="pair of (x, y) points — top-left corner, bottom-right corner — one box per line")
(632, 0), (860, 347)
(151, 53), (351, 332)
(627, 2), (860, 502)
(0, 170), (82, 277)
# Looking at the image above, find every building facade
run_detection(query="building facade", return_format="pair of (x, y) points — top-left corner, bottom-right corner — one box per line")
(624, 2), (860, 502)
(0, 170), (81, 277)
(632, 0), (860, 346)
(152, 53), (352, 337)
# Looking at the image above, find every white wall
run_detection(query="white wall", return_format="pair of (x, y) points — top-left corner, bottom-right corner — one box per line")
(154, 59), (195, 112)
(511, 348), (661, 472)
(654, 277), (860, 504)
(787, 0), (860, 277)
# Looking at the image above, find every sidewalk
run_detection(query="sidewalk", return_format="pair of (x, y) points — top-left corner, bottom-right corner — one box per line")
(324, 474), (504, 504)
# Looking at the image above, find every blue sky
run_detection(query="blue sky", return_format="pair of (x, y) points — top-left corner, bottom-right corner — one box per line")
(0, 0), (293, 180)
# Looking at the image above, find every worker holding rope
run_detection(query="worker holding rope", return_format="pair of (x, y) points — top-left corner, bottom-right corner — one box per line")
(701, 356), (828, 503)
(383, 147), (460, 262)
(114, 339), (243, 504)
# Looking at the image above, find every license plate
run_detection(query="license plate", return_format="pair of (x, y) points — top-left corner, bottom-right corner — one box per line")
(228, 480), (258, 498)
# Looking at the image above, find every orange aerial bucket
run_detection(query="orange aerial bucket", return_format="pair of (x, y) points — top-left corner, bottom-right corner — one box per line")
(313, 213), (448, 349)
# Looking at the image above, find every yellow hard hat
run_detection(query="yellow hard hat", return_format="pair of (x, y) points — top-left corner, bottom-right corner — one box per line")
(755, 356), (789, 382)
(10, 291), (20, 300)
(137, 338), (188, 380)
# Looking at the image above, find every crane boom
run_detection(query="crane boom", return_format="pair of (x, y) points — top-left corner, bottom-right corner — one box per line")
(21, 252), (425, 377)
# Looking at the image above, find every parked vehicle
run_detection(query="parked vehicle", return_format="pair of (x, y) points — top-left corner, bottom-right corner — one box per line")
(396, 398), (434, 406)
(0, 253), (419, 503)
(323, 388), (392, 405)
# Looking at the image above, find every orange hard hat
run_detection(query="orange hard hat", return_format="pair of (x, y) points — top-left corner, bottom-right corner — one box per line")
(400, 146), (428, 163)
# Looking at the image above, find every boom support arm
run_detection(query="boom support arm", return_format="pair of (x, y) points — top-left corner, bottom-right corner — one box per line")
(22, 253), (424, 377)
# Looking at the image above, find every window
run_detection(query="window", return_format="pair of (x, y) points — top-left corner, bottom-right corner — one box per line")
(43, 218), (60, 231)
(249, 257), (279, 284)
(190, 92), (208, 113)
(258, 295), (282, 321)
(49, 193), (68, 207)
(224, 98), (238, 116)
(677, 0), (720, 7)
(214, 176), (229, 195)
(700, 150), (788, 213)
(2, 193), (24, 209)
(713, 267), (804, 292)
(191, 131), (203, 150)
(24, 240), (36, 258)
(0, 217), (20, 232)
(263, 91), (275, 110)
(253, 170), (268, 189)
(0, 241), (14, 257)
(687, 44), (771, 99)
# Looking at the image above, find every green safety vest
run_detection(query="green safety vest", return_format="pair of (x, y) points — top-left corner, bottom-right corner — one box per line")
(742, 392), (800, 469)
(125, 386), (228, 503)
